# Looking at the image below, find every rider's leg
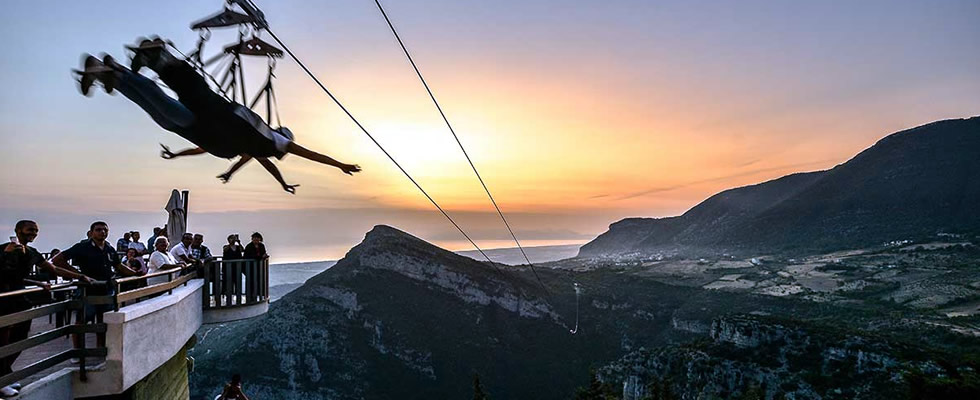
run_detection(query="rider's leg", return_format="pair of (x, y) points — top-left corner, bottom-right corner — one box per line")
(142, 47), (230, 116)
(113, 68), (195, 132)
(106, 57), (195, 131)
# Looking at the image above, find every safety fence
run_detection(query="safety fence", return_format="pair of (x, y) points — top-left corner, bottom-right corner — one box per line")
(200, 257), (269, 309)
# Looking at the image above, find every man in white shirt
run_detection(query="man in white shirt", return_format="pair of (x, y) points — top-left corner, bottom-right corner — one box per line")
(148, 237), (184, 285)
(169, 233), (197, 265)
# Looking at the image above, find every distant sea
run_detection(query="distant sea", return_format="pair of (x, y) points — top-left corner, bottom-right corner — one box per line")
(268, 244), (582, 301)
(268, 260), (336, 302)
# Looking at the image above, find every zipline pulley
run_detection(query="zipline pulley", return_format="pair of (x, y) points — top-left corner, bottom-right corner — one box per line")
(184, 0), (281, 123)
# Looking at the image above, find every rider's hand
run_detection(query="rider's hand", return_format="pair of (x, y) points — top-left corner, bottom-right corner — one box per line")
(283, 184), (300, 194)
(343, 164), (361, 176)
(160, 143), (176, 159)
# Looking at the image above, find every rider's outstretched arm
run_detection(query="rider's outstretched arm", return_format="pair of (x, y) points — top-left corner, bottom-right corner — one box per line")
(256, 157), (299, 194)
(285, 142), (361, 175)
(161, 144), (206, 159)
(218, 155), (253, 183)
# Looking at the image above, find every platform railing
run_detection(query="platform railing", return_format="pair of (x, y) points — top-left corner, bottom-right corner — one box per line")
(0, 266), (198, 388)
(0, 283), (110, 388)
(201, 257), (269, 309)
(111, 267), (198, 311)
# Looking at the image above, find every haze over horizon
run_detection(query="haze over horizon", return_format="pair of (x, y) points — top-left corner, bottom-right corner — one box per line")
(2, 0), (978, 262)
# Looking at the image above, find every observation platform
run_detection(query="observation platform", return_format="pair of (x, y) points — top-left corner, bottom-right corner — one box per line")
(1, 257), (269, 400)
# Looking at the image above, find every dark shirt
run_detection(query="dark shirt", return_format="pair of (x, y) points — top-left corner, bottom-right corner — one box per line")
(0, 245), (44, 293)
(156, 62), (245, 159)
(191, 245), (213, 261)
(61, 240), (120, 282)
(243, 242), (267, 260)
(222, 244), (244, 260)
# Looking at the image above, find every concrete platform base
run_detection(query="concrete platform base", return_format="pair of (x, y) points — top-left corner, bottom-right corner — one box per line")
(202, 301), (268, 324)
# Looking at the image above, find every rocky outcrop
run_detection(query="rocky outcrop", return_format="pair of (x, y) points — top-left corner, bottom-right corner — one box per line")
(599, 315), (943, 400)
(189, 225), (634, 399)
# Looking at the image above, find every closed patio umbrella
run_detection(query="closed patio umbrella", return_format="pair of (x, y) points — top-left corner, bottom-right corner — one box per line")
(165, 190), (186, 249)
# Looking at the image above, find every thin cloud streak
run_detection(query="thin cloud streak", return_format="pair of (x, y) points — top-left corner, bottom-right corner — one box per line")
(615, 159), (838, 201)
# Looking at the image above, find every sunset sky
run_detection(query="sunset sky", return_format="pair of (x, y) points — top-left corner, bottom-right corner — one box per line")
(1, 0), (978, 262)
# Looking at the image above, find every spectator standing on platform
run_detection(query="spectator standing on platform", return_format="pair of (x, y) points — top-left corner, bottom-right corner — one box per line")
(223, 234), (244, 260)
(243, 232), (267, 260)
(3, 220), (94, 393)
(191, 234), (214, 263)
(115, 231), (132, 253)
(146, 227), (162, 254)
(148, 237), (185, 285)
(129, 231), (147, 255)
(51, 221), (141, 353)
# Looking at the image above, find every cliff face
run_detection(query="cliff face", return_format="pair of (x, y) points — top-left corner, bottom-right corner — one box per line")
(189, 225), (980, 399)
(580, 117), (980, 257)
(601, 316), (932, 400)
(189, 226), (668, 399)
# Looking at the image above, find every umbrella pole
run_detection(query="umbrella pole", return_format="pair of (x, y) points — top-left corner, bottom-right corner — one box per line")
(182, 190), (190, 226)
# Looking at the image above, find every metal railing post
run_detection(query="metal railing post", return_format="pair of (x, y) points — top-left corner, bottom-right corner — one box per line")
(112, 279), (120, 312)
(78, 285), (87, 382)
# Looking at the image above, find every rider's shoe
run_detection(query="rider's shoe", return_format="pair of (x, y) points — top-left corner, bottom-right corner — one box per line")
(76, 55), (99, 96)
(74, 55), (117, 95)
(102, 54), (125, 71)
(75, 55), (115, 96)
(93, 55), (121, 94)
(127, 38), (166, 73)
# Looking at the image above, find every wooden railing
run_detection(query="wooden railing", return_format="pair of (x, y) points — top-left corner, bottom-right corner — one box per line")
(111, 267), (198, 311)
(0, 266), (197, 388)
(0, 283), (110, 387)
(201, 257), (269, 309)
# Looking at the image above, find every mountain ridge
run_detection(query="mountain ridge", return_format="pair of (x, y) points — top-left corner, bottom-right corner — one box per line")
(580, 116), (980, 257)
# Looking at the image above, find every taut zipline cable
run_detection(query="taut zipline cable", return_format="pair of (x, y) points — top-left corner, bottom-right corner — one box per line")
(242, 0), (501, 273)
(372, 0), (546, 289)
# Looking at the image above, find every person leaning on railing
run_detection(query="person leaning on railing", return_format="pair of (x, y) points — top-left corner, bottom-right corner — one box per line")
(191, 233), (214, 264)
(243, 232), (267, 260)
(148, 237), (187, 286)
(49, 221), (142, 356)
(120, 247), (149, 291)
(171, 233), (199, 266)
(1, 220), (94, 397)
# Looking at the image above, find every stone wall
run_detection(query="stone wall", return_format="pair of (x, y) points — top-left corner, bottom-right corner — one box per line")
(127, 344), (191, 400)
(83, 338), (194, 400)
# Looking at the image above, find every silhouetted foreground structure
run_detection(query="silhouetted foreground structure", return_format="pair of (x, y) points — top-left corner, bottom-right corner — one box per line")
(0, 256), (268, 399)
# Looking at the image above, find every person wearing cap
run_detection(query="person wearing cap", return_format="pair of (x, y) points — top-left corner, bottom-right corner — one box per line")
(73, 39), (360, 194)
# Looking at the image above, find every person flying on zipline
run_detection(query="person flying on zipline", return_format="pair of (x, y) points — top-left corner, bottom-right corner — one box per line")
(74, 38), (360, 194)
